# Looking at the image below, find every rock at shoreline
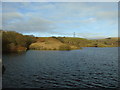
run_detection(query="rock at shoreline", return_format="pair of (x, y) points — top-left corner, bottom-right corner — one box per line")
(2, 65), (6, 74)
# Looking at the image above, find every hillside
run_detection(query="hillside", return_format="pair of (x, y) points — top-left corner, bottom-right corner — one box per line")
(2, 30), (36, 53)
(90, 37), (120, 47)
(1, 30), (119, 52)
(29, 37), (80, 50)
(29, 36), (119, 50)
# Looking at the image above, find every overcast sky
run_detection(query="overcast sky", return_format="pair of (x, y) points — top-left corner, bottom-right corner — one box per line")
(2, 2), (118, 39)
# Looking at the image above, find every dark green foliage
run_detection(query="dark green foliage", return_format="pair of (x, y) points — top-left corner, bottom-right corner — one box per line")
(51, 36), (56, 38)
(24, 35), (36, 49)
(2, 31), (25, 46)
(2, 31), (36, 52)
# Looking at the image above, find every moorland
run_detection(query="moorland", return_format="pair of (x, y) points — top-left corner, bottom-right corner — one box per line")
(1, 30), (119, 53)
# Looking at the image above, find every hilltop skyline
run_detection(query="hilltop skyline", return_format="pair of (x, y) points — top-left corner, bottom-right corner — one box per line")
(2, 2), (118, 39)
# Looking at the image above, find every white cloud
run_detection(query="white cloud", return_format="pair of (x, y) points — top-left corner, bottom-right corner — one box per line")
(2, 0), (119, 2)
(76, 32), (109, 39)
(2, 2), (118, 37)
(3, 17), (56, 33)
(81, 17), (97, 23)
(3, 12), (23, 21)
(96, 11), (118, 20)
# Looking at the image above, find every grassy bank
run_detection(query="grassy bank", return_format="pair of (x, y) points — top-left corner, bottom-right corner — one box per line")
(1, 30), (119, 52)
(29, 37), (80, 50)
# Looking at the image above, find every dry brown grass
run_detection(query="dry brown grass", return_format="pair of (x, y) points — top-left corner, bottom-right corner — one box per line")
(29, 37), (79, 50)
(30, 37), (65, 50)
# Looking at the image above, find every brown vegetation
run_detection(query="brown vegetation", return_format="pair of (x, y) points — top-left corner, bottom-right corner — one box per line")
(2, 30), (36, 53)
(29, 37), (79, 50)
(1, 30), (119, 52)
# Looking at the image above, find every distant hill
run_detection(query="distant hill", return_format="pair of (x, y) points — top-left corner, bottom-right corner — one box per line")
(91, 37), (120, 47)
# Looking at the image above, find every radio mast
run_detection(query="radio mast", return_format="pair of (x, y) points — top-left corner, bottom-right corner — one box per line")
(73, 32), (75, 37)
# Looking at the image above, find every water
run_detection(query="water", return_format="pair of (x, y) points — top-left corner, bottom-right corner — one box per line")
(2, 47), (118, 88)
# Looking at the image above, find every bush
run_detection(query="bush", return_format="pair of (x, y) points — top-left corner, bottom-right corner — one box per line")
(2, 30), (36, 52)
(8, 43), (16, 50)
(59, 44), (71, 50)
(53, 48), (56, 50)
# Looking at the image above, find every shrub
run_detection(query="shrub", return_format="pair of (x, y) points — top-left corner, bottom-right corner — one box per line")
(59, 44), (71, 50)
(2, 30), (36, 52)
(16, 46), (27, 51)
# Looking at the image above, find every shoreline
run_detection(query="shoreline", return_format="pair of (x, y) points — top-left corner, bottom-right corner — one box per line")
(2, 46), (119, 54)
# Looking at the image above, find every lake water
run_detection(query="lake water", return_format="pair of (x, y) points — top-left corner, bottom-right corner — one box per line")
(2, 47), (118, 88)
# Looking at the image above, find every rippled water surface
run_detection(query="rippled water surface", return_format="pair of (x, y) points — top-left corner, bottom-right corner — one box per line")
(3, 47), (118, 88)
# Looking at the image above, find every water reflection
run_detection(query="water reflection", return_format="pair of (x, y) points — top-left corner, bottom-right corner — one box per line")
(3, 51), (26, 57)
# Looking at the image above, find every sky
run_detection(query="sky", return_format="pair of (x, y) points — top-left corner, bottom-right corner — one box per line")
(1, 2), (118, 39)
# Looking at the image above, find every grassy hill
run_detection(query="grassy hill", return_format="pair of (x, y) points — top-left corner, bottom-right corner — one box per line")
(90, 37), (120, 47)
(29, 36), (119, 50)
(1, 30), (119, 52)
(29, 37), (80, 50)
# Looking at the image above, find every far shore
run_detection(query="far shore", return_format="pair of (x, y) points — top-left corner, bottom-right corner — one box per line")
(2, 30), (119, 53)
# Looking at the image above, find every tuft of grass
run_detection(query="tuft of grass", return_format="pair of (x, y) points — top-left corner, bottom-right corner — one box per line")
(59, 45), (71, 50)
